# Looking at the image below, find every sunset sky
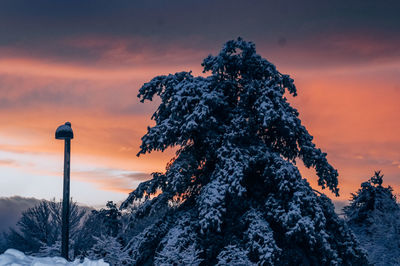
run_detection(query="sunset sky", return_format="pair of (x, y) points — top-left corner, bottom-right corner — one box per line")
(0, 0), (399, 207)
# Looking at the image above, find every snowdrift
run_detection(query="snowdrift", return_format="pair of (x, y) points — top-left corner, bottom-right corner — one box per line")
(0, 249), (108, 266)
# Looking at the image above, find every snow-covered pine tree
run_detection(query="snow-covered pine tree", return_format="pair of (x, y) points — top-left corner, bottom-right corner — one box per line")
(344, 171), (400, 265)
(121, 38), (368, 265)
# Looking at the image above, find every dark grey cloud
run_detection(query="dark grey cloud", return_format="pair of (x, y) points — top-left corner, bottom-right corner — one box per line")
(72, 168), (151, 192)
(1, 0), (397, 37)
(122, 172), (152, 182)
(0, 0), (398, 67)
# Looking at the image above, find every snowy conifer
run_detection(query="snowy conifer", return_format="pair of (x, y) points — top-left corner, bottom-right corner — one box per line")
(121, 38), (368, 265)
(87, 235), (132, 265)
(344, 171), (400, 265)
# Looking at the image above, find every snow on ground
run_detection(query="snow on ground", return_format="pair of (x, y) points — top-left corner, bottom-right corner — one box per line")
(0, 249), (109, 266)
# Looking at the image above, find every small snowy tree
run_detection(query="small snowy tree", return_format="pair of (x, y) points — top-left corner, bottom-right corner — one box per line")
(87, 235), (132, 265)
(344, 171), (400, 265)
(4, 199), (86, 256)
(74, 201), (123, 258)
(35, 241), (62, 257)
(121, 38), (368, 265)
(34, 240), (76, 259)
(99, 201), (122, 237)
(5, 200), (55, 253)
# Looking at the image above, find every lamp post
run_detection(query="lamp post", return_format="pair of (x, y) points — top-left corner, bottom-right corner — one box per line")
(55, 122), (74, 260)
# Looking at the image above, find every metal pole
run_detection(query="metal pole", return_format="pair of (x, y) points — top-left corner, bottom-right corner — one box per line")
(61, 138), (71, 260)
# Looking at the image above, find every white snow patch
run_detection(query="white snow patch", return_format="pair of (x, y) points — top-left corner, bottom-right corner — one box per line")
(0, 249), (108, 266)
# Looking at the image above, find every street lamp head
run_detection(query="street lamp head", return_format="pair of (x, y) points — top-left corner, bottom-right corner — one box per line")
(55, 122), (74, 140)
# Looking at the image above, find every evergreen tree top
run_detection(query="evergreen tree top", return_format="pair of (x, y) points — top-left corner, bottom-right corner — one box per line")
(128, 37), (338, 204)
(344, 170), (399, 224)
(369, 170), (384, 187)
